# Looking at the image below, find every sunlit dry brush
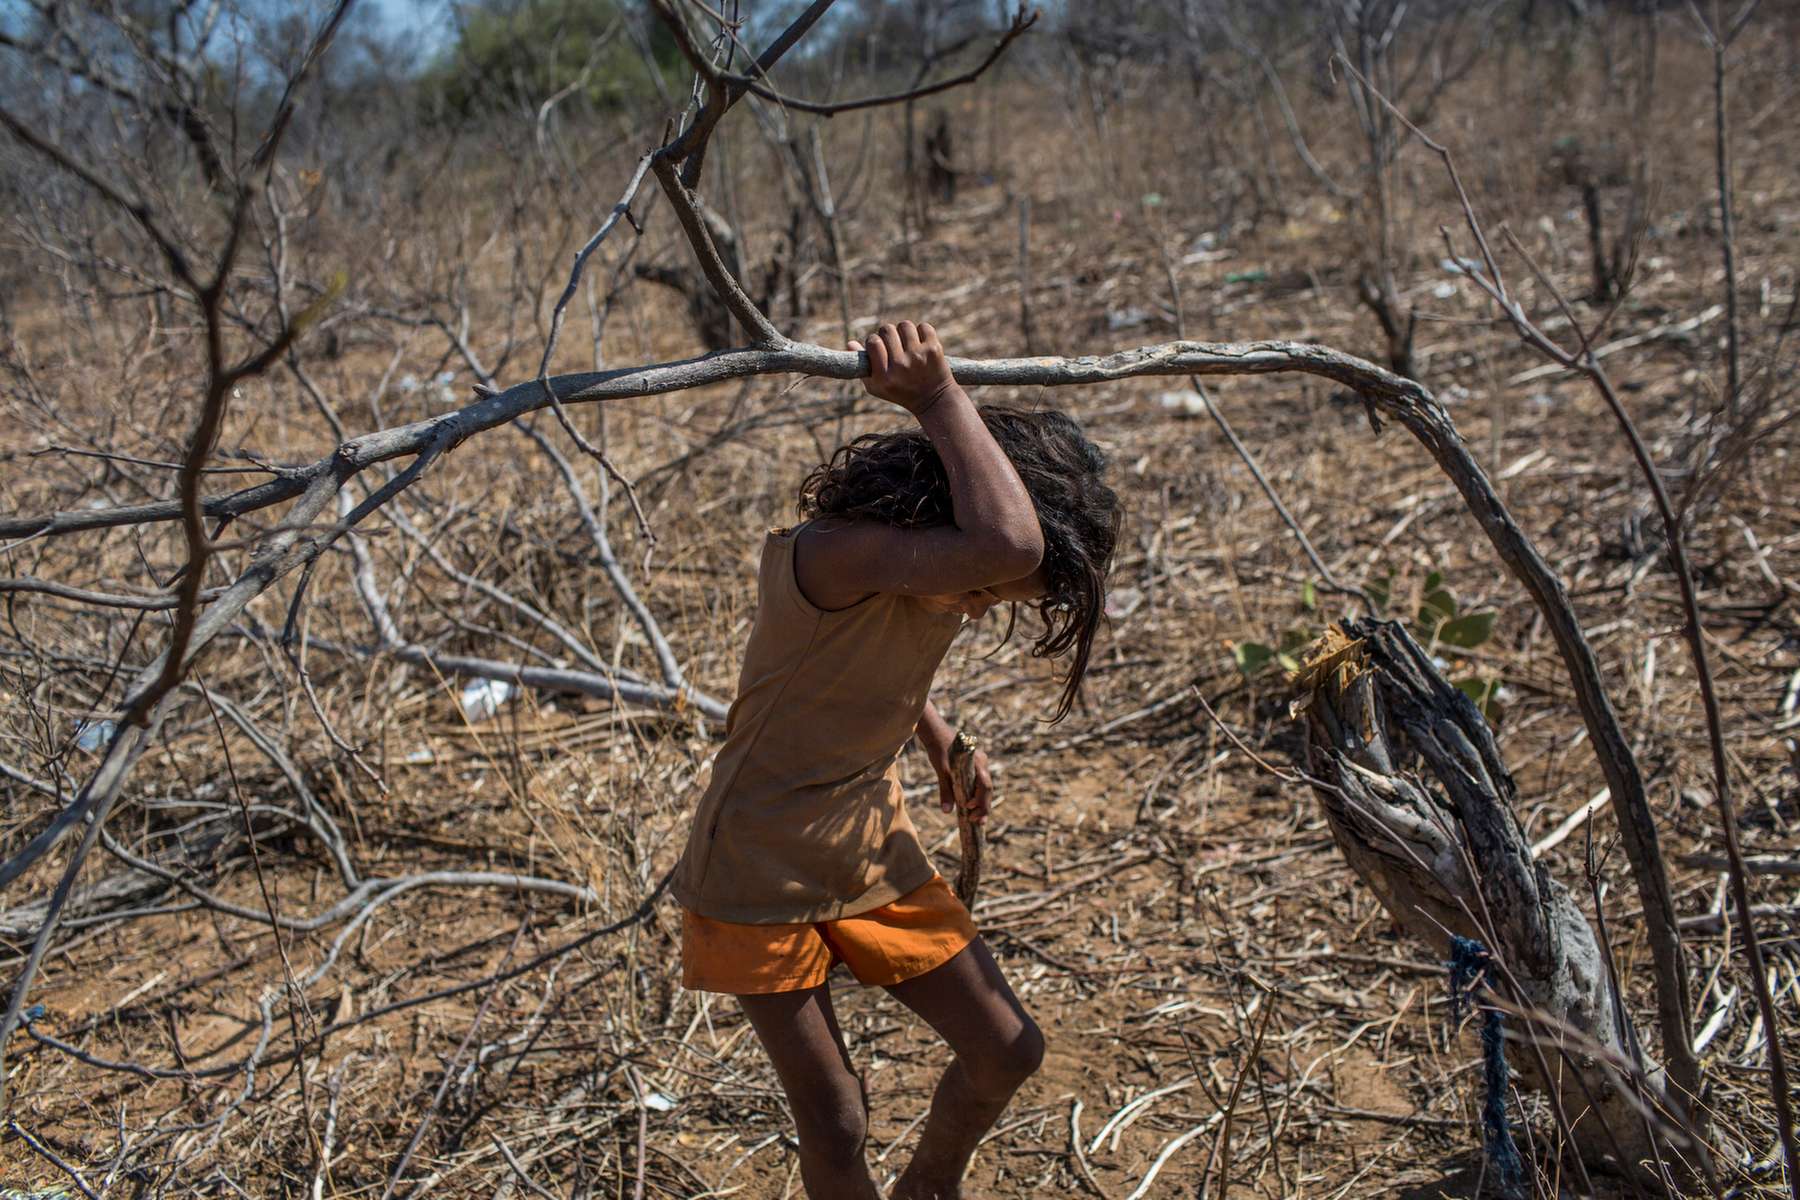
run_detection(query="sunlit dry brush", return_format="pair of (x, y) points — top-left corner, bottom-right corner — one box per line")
(2, 2), (1799, 1197)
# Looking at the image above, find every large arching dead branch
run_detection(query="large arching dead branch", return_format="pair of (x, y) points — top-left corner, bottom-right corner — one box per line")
(1337, 43), (1794, 1178)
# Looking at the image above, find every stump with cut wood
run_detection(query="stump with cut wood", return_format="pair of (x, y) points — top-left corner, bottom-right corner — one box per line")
(1291, 619), (1685, 1184)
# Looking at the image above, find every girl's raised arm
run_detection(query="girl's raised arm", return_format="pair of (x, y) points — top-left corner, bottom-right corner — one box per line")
(794, 321), (1044, 612)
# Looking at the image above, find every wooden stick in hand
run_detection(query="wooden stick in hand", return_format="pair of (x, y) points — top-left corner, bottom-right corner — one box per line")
(948, 730), (984, 908)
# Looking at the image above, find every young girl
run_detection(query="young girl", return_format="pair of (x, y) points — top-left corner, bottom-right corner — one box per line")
(672, 320), (1119, 1199)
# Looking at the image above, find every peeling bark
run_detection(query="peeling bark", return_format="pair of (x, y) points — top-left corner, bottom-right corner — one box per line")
(1293, 620), (1676, 1181)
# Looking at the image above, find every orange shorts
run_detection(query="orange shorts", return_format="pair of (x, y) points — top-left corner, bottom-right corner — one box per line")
(681, 875), (977, 995)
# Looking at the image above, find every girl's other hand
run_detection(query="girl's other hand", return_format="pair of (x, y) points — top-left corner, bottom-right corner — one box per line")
(934, 745), (992, 825)
(849, 320), (958, 417)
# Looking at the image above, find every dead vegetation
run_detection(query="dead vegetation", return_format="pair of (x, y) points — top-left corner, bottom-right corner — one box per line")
(1, 1), (1797, 1196)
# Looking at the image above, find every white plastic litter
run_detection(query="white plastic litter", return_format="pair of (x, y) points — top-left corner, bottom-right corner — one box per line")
(1432, 280), (1458, 299)
(400, 371), (458, 404)
(459, 679), (516, 721)
(642, 1092), (677, 1113)
(1106, 587), (1144, 619)
(1156, 390), (1207, 417)
(74, 719), (116, 752)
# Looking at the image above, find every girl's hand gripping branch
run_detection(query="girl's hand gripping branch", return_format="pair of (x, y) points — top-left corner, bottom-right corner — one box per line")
(849, 320), (958, 417)
(793, 319), (1046, 612)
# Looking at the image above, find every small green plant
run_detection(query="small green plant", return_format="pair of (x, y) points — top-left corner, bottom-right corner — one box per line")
(1229, 568), (1508, 721)
(1231, 626), (1314, 677)
(1414, 570), (1497, 650)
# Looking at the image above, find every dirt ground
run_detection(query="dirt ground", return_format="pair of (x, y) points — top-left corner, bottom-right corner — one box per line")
(3, 17), (1798, 1200)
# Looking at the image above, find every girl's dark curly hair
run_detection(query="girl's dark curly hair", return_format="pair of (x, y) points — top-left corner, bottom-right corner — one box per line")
(798, 404), (1121, 723)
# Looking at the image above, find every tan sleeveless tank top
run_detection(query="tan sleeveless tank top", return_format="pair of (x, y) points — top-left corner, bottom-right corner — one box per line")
(671, 523), (964, 924)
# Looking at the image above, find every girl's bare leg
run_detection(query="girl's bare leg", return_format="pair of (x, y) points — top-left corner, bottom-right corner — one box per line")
(884, 938), (1045, 1200)
(738, 984), (883, 1200)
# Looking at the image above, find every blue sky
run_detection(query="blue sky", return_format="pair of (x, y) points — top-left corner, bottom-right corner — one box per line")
(362, 0), (457, 60)
(0, 0), (459, 66)
(0, 1), (1033, 79)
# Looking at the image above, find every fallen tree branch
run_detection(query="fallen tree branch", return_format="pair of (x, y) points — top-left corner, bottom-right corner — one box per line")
(308, 637), (718, 722)
(513, 421), (725, 717)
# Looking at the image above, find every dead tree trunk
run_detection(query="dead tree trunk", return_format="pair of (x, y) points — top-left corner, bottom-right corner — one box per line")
(1293, 619), (1678, 1183)
(1356, 270), (1418, 380)
(634, 194), (788, 350)
(923, 107), (957, 205)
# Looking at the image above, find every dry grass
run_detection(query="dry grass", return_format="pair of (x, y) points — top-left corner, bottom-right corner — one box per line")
(2, 11), (1798, 1198)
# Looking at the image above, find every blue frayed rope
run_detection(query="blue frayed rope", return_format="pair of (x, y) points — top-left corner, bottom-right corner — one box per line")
(1447, 935), (1524, 1195)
